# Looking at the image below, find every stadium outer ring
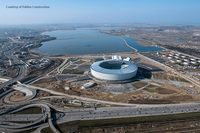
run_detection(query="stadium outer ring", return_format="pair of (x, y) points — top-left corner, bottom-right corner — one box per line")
(90, 60), (138, 81)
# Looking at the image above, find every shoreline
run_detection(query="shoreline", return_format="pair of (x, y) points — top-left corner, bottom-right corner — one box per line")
(120, 37), (138, 52)
(32, 29), (133, 57)
(32, 29), (163, 57)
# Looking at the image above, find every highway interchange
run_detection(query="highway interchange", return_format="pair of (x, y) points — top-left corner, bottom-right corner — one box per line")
(1, 42), (200, 132)
(1, 70), (200, 132)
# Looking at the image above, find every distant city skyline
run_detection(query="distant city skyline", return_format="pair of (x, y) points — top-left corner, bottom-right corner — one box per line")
(0, 0), (200, 25)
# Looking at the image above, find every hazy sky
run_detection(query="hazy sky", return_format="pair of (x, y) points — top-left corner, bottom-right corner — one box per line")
(0, 0), (200, 25)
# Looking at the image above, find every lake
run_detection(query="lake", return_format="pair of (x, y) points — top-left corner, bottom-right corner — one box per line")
(35, 29), (162, 55)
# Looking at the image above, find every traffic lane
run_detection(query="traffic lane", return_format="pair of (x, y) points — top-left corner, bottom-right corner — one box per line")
(0, 114), (43, 121)
(60, 104), (200, 121)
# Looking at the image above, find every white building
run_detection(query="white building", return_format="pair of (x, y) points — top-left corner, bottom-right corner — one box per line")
(90, 60), (138, 81)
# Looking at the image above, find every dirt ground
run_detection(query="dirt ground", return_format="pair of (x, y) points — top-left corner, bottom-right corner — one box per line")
(32, 53), (200, 104)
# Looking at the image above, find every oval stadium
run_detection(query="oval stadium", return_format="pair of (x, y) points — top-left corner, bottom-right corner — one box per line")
(90, 60), (138, 81)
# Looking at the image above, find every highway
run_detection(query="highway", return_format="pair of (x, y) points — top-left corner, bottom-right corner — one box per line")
(2, 101), (200, 132)
(0, 114), (43, 121)
(0, 103), (60, 133)
(1, 39), (200, 133)
(0, 49), (28, 90)
(2, 79), (200, 132)
(60, 103), (200, 122)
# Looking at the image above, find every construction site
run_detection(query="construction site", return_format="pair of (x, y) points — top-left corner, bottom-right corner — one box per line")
(29, 52), (200, 104)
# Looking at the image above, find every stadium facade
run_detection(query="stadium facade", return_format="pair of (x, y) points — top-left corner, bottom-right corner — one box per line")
(90, 59), (138, 81)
